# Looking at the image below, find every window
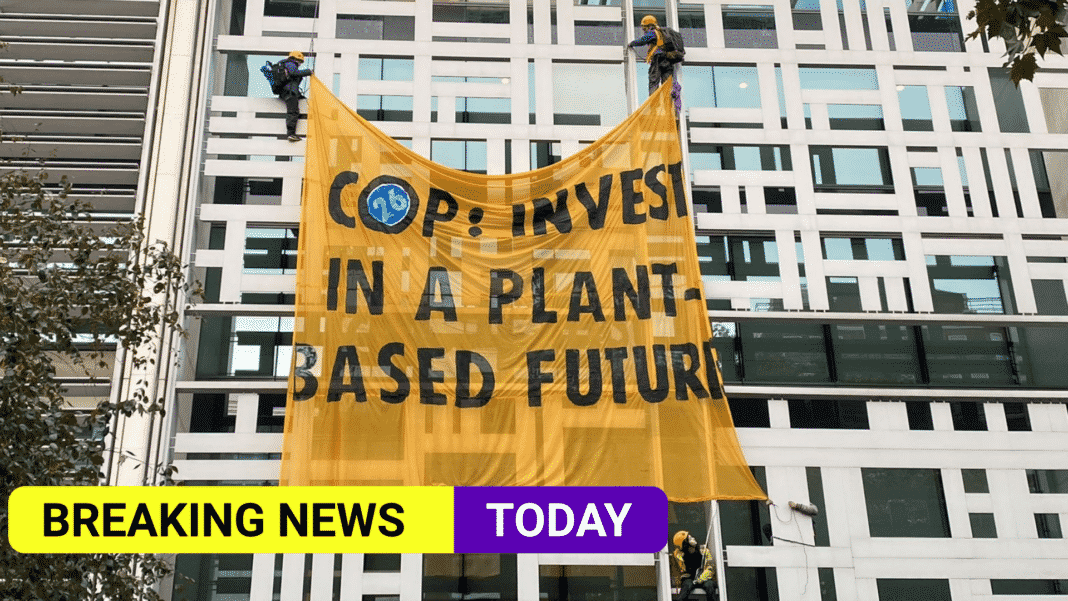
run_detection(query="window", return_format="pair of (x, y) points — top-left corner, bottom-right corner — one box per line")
(876, 579), (951, 601)
(950, 401), (988, 431)
(946, 86), (981, 131)
(789, 399), (869, 429)
(723, 5), (777, 48)
(725, 567), (779, 601)
(962, 469), (989, 493)
(799, 66), (878, 90)
(807, 467), (831, 546)
(1036, 514), (1063, 538)
(1032, 280), (1068, 315)
(257, 394), (286, 433)
(970, 513), (997, 537)
(189, 394), (235, 433)
(172, 554), (254, 601)
(819, 568), (837, 601)
(669, 501), (713, 554)
(1004, 402), (1032, 431)
(244, 227), (298, 275)
(907, 0), (964, 51)
(454, 97), (511, 124)
(765, 187), (798, 213)
(809, 146), (894, 192)
(530, 141), (561, 169)
(195, 316), (294, 378)
(540, 565), (656, 601)
(213, 177), (283, 205)
(913, 167), (948, 217)
(990, 580), (1068, 594)
(1039, 88), (1068, 133)
(1027, 470), (1068, 494)
(358, 57), (414, 81)
(365, 554), (402, 572)
(898, 85), (934, 131)
(433, 2), (509, 23)
(729, 398), (772, 427)
(431, 140), (488, 174)
(575, 21), (624, 45)
(679, 5), (709, 47)
(823, 237), (905, 260)
(336, 14), (415, 40)
(264, 0), (317, 17)
(1028, 149), (1068, 218)
(720, 466), (772, 546)
(827, 104), (884, 130)
(830, 324), (923, 384)
(689, 145), (792, 171)
(424, 555), (518, 601)
(989, 68), (1030, 133)
(682, 65), (760, 109)
(863, 468), (951, 538)
(552, 63), (626, 127)
(906, 401), (934, 430)
(357, 96), (414, 122)
(697, 236), (781, 284)
(926, 255), (1012, 314)
(792, 0), (823, 30)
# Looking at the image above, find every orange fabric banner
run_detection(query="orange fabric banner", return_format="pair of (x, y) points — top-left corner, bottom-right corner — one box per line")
(280, 76), (766, 501)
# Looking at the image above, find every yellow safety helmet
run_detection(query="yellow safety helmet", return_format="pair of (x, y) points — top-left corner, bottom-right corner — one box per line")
(288, 50), (305, 62)
(673, 530), (689, 548)
(641, 15), (658, 27)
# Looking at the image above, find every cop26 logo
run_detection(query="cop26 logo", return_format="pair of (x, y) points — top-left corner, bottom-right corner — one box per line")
(368, 183), (410, 227)
(329, 172), (420, 235)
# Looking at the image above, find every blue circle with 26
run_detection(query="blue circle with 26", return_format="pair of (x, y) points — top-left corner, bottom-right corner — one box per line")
(366, 183), (411, 227)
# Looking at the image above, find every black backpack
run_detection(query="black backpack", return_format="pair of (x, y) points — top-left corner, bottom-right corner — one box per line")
(261, 60), (291, 94)
(661, 27), (686, 63)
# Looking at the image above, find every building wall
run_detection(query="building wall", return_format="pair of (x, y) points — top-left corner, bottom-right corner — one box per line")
(153, 0), (1068, 599)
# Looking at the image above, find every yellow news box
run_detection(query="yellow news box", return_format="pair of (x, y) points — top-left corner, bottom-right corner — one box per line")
(9, 486), (454, 554)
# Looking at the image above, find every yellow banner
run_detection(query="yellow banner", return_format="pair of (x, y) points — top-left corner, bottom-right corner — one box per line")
(280, 76), (766, 501)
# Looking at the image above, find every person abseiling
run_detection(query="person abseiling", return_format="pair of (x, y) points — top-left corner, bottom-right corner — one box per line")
(672, 530), (718, 601)
(626, 15), (685, 110)
(278, 51), (313, 142)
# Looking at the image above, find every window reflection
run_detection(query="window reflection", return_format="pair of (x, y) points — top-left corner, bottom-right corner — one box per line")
(945, 86), (981, 131)
(431, 139), (488, 174)
(552, 63), (626, 126)
(723, 5), (778, 48)
(897, 85), (934, 131)
(683, 65), (760, 109)
(809, 146), (894, 191)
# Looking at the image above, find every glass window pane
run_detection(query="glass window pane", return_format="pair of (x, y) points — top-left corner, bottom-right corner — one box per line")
(553, 63), (626, 127)
(962, 468), (989, 493)
(799, 66), (878, 90)
(876, 579), (951, 601)
(989, 67), (1030, 133)
(723, 5), (778, 48)
(863, 468), (951, 538)
(945, 86), (981, 131)
(827, 104), (884, 130)
(970, 513), (997, 538)
(898, 85), (933, 131)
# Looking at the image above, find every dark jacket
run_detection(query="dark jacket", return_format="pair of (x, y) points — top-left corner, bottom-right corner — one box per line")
(280, 58), (312, 97)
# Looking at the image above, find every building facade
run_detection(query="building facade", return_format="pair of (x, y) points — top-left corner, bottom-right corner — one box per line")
(6, 0), (1068, 599)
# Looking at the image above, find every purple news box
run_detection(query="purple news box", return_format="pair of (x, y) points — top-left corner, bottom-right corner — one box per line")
(453, 487), (667, 553)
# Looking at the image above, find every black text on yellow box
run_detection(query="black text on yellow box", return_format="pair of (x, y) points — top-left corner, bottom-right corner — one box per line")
(8, 486), (454, 554)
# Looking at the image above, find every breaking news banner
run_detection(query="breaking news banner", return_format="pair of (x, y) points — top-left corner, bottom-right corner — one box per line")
(8, 486), (667, 554)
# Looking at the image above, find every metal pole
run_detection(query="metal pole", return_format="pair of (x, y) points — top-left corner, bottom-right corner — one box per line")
(623, 0), (638, 114)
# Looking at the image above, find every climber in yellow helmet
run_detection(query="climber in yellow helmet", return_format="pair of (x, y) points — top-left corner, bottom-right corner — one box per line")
(672, 530), (718, 600)
(626, 15), (685, 100)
